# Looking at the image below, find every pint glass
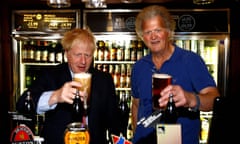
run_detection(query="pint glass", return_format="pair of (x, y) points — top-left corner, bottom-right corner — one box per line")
(73, 72), (92, 109)
(152, 73), (172, 111)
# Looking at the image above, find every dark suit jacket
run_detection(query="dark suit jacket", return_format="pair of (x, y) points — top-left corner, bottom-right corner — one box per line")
(16, 63), (120, 144)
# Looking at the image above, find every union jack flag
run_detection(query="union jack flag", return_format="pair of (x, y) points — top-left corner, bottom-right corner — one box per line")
(111, 134), (132, 144)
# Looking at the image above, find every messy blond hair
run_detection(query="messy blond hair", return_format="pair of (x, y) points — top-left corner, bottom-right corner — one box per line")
(61, 28), (96, 52)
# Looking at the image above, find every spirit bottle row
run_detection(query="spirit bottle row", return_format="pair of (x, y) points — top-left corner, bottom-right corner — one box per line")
(94, 39), (149, 62)
(21, 40), (66, 64)
(95, 63), (132, 88)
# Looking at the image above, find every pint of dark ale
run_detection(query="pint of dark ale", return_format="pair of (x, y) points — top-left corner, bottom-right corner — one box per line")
(152, 73), (172, 110)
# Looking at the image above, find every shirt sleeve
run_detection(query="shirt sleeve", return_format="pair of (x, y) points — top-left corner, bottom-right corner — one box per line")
(37, 91), (57, 114)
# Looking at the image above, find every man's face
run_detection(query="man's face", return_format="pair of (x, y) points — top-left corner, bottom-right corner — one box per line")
(142, 15), (170, 54)
(66, 40), (94, 73)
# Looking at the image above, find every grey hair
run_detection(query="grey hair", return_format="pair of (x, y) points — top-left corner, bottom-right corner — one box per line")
(135, 5), (176, 40)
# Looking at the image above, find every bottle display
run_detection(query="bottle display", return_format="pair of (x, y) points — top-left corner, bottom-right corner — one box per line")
(175, 39), (218, 84)
(164, 93), (177, 124)
(21, 40), (64, 64)
(93, 38), (146, 141)
(20, 40), (65, 94)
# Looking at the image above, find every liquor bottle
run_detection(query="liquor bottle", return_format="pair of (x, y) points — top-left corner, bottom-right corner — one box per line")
(102, 64), (109, 73)
(110, 40), (117, 61)
(164, 93), (177, 124)
(48, 41), (56, 63)
(97, 40), (105, 61)
(116, 40), (124, 61)
(113, 64), (120, 88)
(55, 42), (63, 63)
(118, 91), (130, 138)
(35, 40), (42, 63)
(24, 40), (35, 63)
(125, 64), (131, 88)
(22, 41), (28, 63)
(143, 42), (149, 57)
(106, 12), (113, 32)
(25, 70), (32, 88)
(94, 42), (98, 61)
(41, 41), (49, 63)
(130, 40), (137, 61)
(24, 91), (36, 115)
(124, 40), (131, 61)
(28, 40), (35, 62)
(136, 40), (143, 61)
(96, 64), (103, 71)
(72, 90), (83, 122)
(104, 40), (110, 61)
(108, 64), (114, 78)
(120, 64), (126, 88)
(23, 91), (36, 133)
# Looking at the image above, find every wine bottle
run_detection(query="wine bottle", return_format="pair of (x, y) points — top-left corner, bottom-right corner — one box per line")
(164, 93), (177, 124)
(55, 42), (63, 63)
(118, 91), (130, 138)
(72, 90), (83, 122)
(24, 91), (36, 115)
(23, 91), (36, 134)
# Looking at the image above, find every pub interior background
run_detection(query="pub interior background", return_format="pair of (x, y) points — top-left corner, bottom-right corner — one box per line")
(1, 0), (240, 143)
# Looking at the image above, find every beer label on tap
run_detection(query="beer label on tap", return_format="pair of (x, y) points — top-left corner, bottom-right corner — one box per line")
(10, 124), (34, 143)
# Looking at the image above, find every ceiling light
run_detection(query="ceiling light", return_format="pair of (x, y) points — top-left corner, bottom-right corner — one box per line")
(82, 0), (107, 8)
(47, 0), (71, 8)
(193, 0), (214, 5)
(121, 0), (142, 3)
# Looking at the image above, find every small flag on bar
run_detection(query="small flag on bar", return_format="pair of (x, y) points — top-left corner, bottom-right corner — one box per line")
(111, 134), (132, 144)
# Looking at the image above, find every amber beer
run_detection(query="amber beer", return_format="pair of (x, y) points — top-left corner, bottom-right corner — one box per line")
(152, 73), (172, 110)
(73, 73), (92, 109)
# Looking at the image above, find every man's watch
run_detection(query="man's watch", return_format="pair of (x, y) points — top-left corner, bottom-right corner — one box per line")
(188, 93), (200, 112)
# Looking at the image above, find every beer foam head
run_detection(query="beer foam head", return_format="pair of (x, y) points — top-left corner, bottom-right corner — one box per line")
(74, 72), (92, 79)
(152, 73), (171, 79)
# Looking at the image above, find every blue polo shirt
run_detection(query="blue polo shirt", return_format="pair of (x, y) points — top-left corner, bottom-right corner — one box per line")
(131, 46), (216, 144)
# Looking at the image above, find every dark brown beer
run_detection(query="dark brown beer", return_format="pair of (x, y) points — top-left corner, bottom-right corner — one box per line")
(152, 73), (172, 110)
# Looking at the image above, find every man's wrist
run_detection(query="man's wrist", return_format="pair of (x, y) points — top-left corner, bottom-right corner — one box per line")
(188, 93), (200, 112)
